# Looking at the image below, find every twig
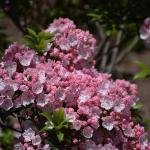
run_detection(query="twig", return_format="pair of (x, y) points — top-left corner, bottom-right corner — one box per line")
(34, 101), (42, 128)
(107, 27), (123, 72)
(116, 36), (139, 64)
(17, 115), (24, 133)
(100, 38), (111, 70)
(0, 121), (22, 133)
(95, 22), (107, 55)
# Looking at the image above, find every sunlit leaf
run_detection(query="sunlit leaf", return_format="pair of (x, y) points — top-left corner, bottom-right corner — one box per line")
(134, 71), (150, 80)
(53, 108), (65, 126)
(132, 103), (144, 110)
(22, 28), (55, 54)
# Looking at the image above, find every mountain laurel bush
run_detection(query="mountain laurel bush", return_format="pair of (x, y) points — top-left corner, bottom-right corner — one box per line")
(0, 18), (149, 150)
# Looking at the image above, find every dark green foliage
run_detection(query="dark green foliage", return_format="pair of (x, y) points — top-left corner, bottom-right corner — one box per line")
(0, 1), (150, 74)
(0, 129), (15, 150)
(131, 104), (144, 125)
(1, 0), (150, 31)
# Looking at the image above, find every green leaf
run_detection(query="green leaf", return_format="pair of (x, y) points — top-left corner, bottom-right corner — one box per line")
(41, 125), (50, 131)
(55, 119), (69, 130)
(144, 119), (150, 124)
(134, 60), (150, 79)
(53, 108), (65, 126)
(22, 28), (55, 54)
(132, 103), (144, 110)
(24, 35), (37, 44)
(134, 61), (149, 69)
(134, 71), (150, 80)
(87, 13), (101, 20)
(0, 129), (15, 148)
(56, 132), (64, 142)
(40, 112), (52, 120)
(38, 31), (54, 40)
(40, 108), (70, 142)
(41, 121), (54, 131)
(27, 28), (37, 39)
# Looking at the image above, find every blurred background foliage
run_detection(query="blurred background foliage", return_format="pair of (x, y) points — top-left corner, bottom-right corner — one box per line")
(1, 0), (150, 31)
(0, 0), (150, 74)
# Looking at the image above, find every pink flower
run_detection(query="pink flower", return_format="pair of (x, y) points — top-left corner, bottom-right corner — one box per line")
(32, 135), (41, 146)
(82, 126), (94, 138)
(36, 93), (48, 107)
(22, 128), (35, 142)
(14, 143), (25, 150)
(46, 18), (76, 33)
(0, 97), (13, 110)
(100, 97), (114, 110)
(72, 120), (82, 131)
(4, 61), (17, 76)
(21, 91), (34, 106)
(102, 116), (114, 131)
(19, 51), (34, 67)
(32, 82), (44, 94)
(65, 108), (76, 122)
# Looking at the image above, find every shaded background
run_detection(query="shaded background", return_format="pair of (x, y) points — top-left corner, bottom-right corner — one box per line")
(0, 0), (150, 133)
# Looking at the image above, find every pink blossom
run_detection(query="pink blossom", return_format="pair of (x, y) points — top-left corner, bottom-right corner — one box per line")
(22, 128), (35, 142)
(82, 126), (94, 138)
(102, 116), (114, 131)
(32, 135), (41, 146)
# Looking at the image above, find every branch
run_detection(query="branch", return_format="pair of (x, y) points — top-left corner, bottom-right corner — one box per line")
(1, 9), (25, 33)
(94, 22), (107, 58)
(100, 38), (111, 70)
(107, 27), (123, 72)
(17, 115), (24, 133)
(116, 36), (139, 64)
(0, 121), (22, 133)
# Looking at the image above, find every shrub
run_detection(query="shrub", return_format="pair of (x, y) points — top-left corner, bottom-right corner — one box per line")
(0, 18), (149, 150)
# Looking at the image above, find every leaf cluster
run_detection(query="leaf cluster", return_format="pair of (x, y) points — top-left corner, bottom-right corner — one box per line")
(41, 108), (70, 142)
(22, 28), (54, 54)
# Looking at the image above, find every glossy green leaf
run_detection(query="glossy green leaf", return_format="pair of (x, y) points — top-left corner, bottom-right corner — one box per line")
(53, 108), (65, 125)
(132, 103), (144, 110)
(27, 28), (37, 39)
(40, 112), (52, 120)
(56, 132), (64, 142)
(134, 71), (150, 80)
(87, 13), (101, 19)
(22, 28), (54, 54)
(41, 121), (54, 131)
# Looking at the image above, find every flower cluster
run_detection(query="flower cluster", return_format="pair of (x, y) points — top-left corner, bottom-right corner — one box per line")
(0, 18), (150, 150)
(45, 18), (96, 70)
(14, 128), (50, 150)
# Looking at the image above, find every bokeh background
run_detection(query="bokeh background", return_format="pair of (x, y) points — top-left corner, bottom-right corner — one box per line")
(0, 0), (150, 134)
